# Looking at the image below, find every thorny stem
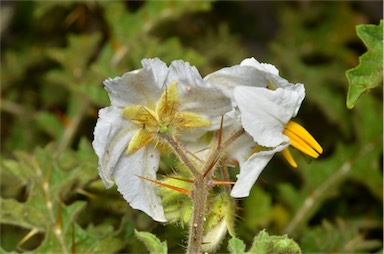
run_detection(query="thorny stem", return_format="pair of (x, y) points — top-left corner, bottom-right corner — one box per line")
(203, 128), (245, 177)
(187, 174), (210, 254)
(187, 127), (245, 254)
(160, 133), (200, 176)
(162, 126), (245, 253)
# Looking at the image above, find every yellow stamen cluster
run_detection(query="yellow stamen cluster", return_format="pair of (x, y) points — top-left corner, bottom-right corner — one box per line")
(282, 120), (323, 168)
(122, 81), (211, 154)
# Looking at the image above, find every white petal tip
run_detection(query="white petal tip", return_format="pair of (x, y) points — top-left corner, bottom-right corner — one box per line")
(153, 217), (168, 223)
(230, 188), (250, 198)
(100, 175), (115, 189)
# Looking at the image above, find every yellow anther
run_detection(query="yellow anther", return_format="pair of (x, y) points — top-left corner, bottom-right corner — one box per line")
(284, 128), (319, 158)
(285, 121), (323, 154)
(281, 148), (298, 168)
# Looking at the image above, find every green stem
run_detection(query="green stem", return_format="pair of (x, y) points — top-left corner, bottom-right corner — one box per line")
(284, 140), (379, 235)
(32, 157), (68, 253)
(56, 98), (89, 158)
(283, 159), (351, 235)
(0, 98), (27, 116)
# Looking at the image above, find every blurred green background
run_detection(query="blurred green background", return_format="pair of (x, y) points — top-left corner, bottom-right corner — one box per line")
(1, 1), (382, 253)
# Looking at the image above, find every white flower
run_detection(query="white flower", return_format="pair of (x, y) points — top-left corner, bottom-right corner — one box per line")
(207, 57), (322, 198)
(93, 58), (232, 221)
(230, 84), (304, 197)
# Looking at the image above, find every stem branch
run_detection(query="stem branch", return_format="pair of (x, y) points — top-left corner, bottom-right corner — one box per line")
(161, 133), (200, 176)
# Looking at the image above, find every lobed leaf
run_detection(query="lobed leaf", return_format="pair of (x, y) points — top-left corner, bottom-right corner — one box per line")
(0, 141), (126, 252)
(346, 20), (383, 109)
(248, 230), (301, 254)
(228, 237), (246, 254)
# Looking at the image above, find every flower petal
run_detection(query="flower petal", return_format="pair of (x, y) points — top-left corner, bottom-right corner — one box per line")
(113, 145), (167, 222)
(141, 58), (169, 86)
(104, 58), (167, 108)
(92, 106), (137, 188)
(166, 60), (232, 118)
(204, 65), (269, 104)
(240, 57), (279, 76)
(240, 57), (295, 89)
(234, 85), (305, 147)
(226, 132), (255, 166)
(230, 145), (286, 198)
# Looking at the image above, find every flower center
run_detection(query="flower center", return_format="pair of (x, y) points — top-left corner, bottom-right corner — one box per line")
(121, 81), (211, 154)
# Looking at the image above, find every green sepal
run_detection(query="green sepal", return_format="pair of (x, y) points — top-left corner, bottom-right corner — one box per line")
(157, 174), (193, 226)
(134, 229), (167, 254)
(174, 111), (211, 129)
(126, 129), (153, 154)
(122, 105), (157, 126)
(248, 229), (302, 254)
(204, 193), (235, 236)
(346, 20), (383, 109)
(202, 193), (236, 252)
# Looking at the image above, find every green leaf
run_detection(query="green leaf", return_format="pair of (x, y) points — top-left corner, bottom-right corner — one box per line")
(346, 20), (383, 109)
(134, 230), (167, 254)
(248, 230), (301, 254)
(0, 144), (125, 252)
(47, 33), (101, 72)
(0, 198), (46, 231)
(228, 237), (246, 254)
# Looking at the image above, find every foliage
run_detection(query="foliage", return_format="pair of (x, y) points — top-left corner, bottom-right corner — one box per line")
(1, 1), (382, 253)
(228, 230), (301, 254)
(134, 230), (167, 254)
(1, 140), (127, 252)
(346, 20), (383, 109)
